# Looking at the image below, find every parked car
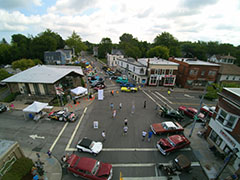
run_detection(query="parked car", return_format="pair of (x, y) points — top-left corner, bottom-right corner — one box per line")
(76, 137), (103, 156)
(93, 84), (106, 91)
(116, 77), (128, 83)
(48, 111), (77, 122)
(178, 106), (205, 121)
(0, 103), (7, 113)
(91, 81), (105, 88)
(121, 87), (138, 93)
(160, 106), (184, 121)
(120, 82), (136, 88)
(156, 134), (190, 155)
(66, 154), (113, 180)
(151, 121), (184, 135)
(200, 105), (216, 117)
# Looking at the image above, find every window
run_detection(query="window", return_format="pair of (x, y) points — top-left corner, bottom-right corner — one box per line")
(233, 76), (235, 80)
(162, 69), (166, 75)
(169, 69), (173, 75)
(226, 76), (229, 80)
(225, 115), (237, 128)
(201, 71), (205, 76)
(157, 69), (161, 75)
(217, 108), (238, 129)
(150, 69), (156, 75)
(208, 71), (216, 76)
(126, 64), (129, 69)
(209, 130), (218, 142)
(140, 68), (144, 74)
(187, 80), (193, 85)
(189, 69), (198, 75)
(164, 77), (174, 85)
(133, 67), (135, 72)
(217, 109), (227, 124)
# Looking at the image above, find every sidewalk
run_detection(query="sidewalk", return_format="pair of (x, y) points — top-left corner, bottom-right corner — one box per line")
(22, 148), (62, 180)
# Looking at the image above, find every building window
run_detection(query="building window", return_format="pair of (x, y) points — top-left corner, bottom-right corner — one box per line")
(187, 80), (193, 85)
(140, 68), (144, 74)
(226, 76), (229, 80)
(150, 76), (157, 84)
(208, 71), (216, 76)
(164, 77), (174, 85)
(150, 69), (156, 75)
(217, 109), (227, 124)
(126, 64), (129, 70)
(189, 69), (198, 75)
(233, 76), (235, 80)
(216, 108), (238, 129)
(121, 62), (123, 66)
(162, 69), (166, 75)
(157, 69), (161, 75)
(133, 67), (135, 72)
(225, 115), (237, 128)
(209, 130), (218, 142)
(169, 69), (173, 75)
(201, 71), (205, 76)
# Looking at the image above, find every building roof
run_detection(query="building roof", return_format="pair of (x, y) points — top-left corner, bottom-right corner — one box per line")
(218, 64), (240, 75)
(111, 49), (124, 55)
(0, 139), (16, 157)
(138, 58), (179, 66)
(117, 57), (145, 67)
(2, 65), (83, 84)
(174, 58), (220, 66)
(224, 88), (240, 98)
(215, 54), (236, 60)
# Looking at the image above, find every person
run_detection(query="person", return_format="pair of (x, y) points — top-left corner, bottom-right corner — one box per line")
(144, 100), (146, 108)
(123, 126), (128, 135)
(124, 118), (128, 126)
(148, 131), (153, 142)
(112, 109), (117, 118)
(131, 104), (135, 114)
(101, 130), (106, 142)
(36, 153), (40, 161)
(168, 89), (171, 96)
(110, 103), (114, 109)
(111, 90), (114, 96)
(142, 130), (147, 141)
(47, 150), (52, 158)
(119, 102), (122, 109)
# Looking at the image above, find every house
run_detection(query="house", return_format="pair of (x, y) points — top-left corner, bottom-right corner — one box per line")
(115, 57), (179, 86)
(217, 64), (240, 84)
(93, 47), (98, 57)
(206, 88), (240, 170)
(107, 49), (124, 68)
(208, 54), (236, 64)
(169, 57), (220, 89)
(2, 65), (84, 101)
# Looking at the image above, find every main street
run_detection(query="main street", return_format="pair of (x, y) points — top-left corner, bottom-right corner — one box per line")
(0, 56), (217, 179)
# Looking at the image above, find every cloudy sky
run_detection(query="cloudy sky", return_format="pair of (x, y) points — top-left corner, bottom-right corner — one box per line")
(0, 0), (240, 45)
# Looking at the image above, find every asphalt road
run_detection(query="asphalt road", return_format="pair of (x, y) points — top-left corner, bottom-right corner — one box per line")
(0, 56), (217, 180)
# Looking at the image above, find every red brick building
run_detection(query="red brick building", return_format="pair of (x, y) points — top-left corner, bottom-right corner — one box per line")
(168, 57), (220, 89)
(206, 88), (240, 170)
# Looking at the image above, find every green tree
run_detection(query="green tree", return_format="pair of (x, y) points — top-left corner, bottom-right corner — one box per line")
(65, 31), (87, 56)
(11, 34), (31, 60)
(180, 41), (207, 60)
(0, 43), (12, 65)
(147, 46), (169, 59)
(98, 37), (112, 58)
(0, 68), (11, 81)
(12, 59), (42, 71)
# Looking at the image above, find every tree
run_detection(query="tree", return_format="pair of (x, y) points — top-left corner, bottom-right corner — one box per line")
(0, 68), (11, 81)
(65, 31), (87, 56)
(11, 34), (31, 60)
(98, 37), (112, 58)
(12, 59), (42, 71)
(147, 46), (169, 59)
(180, 41), (207, 60)
(154, 32), (181, 57)
(0, 43), (12, 65)
(1, 38), (8, 44)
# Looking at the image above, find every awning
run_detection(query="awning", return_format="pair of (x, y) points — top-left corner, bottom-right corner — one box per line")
(70, 87), (88, 96)
(23, 101), (49, 113)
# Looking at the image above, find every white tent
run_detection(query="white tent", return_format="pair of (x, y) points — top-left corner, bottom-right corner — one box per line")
(70, 86), (88, 96)
(23, 101), (49, 113)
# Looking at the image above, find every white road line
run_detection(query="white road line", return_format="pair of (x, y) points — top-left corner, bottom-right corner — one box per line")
(111, 162), (200, 167)
(155, 92), (173, 104)
(65, 107), (87, 151)
(151, 92), (173, 110)
(50, 122), (68, 152)
(143, 90), (162, 108)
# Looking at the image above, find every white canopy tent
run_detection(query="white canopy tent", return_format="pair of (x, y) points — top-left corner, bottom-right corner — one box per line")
(70, 87), (88, 96)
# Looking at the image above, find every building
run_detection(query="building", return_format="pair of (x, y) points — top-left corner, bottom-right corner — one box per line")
(206, 88), (240, 170)
(115, 57), (179, 86)
(208, 54), (236, 64)
(107, 49), (124, 68)
(217, 64), (240, 85)
(2, 65), (84, 101)
(169, 57), (220, 89)
(93, 47), (98, 57)
(0, 139), (25, 177)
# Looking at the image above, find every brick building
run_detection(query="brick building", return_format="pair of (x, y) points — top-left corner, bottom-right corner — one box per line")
(168, 57), (220, 89)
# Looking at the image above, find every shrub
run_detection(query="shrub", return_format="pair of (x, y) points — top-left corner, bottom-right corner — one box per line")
(2, 157), (33, 180)
(3, 92), (19, 102)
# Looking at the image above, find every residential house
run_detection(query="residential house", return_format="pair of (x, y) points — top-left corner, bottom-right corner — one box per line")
(206, 88), (240, 170)
(2, 65), (84, 101)
(107, 49), (124, 68)
(169, 57), (220, 89)
(208, 54), (236, 64)
(217, 64), (240, 84)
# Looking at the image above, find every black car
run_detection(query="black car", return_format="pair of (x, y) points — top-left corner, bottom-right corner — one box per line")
(160, 106), (184, 121)
(0, 104), (7, 113)
(91, 81), (104, 88)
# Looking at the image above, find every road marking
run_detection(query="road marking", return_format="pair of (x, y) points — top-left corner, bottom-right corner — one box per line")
(65, 107), (87, 151)
(50, 122), (69, 152)
(143, 90), (161, 108)
(155, 92), (173, 104)
(152, 92), (173, 110)
(29, 134), (45, 140)
(184, 94), (194, 98)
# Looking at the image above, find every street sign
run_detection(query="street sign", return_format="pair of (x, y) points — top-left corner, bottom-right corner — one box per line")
(93, 121), (98, 129)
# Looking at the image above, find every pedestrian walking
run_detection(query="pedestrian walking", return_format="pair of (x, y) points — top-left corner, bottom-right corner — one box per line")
(142, 130), (147, 141)
(131, 104), (135, 114)
(123, 126), (128, 135)
(112, 109), (117, 118)
(111, 90), (114, 96)
(47, 150), (52, 158)
(36, 153), (40, 161)
(124, 118), (128, 126)
(110, 103), (114, 109)
(144, 100), (146, 108)
(148, 131), (153, 142)
(101, 130), (106, 142)
(119, 102), (122, 109)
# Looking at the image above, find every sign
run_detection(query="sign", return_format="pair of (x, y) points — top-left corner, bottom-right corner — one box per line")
(93, 121), (98, 129)
(98, 89), (104, 100)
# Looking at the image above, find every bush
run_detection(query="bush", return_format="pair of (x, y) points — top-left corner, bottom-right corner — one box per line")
(2, 157), (33, 180)
(3, 92), (19, 102)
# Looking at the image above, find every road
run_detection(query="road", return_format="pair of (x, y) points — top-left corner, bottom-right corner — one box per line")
(0, 55), (216, 180)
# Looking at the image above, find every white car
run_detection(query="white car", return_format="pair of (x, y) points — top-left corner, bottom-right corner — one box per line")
(76, 138), (103, 156)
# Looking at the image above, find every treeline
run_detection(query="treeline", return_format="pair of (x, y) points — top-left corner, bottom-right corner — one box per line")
(0, 30), (240, 66)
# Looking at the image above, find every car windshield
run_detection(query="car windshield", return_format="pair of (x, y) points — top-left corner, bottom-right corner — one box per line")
(91, 161), (100, 175)
(162, 123), (168, 130)
(167, 137), (176, 147)
(89, 141), (95, 149)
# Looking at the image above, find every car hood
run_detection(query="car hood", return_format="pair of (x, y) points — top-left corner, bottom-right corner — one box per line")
(159, 138), (171, 147)
(97, 163), (112, 176)
(91, 142), (103, 153)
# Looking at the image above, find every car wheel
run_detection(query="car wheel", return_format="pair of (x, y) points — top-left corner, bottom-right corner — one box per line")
(78, 148), (82, 152)
(72, 173), (79, 177)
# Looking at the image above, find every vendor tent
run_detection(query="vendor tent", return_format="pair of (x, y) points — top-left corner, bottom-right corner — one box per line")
(70, 87), (88, 96)
(23, 101), (49, 113)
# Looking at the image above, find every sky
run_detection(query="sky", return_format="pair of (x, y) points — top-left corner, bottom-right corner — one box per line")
(0, 0), (240, 46)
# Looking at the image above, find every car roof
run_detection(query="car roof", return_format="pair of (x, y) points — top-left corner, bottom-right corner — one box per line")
(169, 135), (187, 144)
(74, 156), (97, 172)
(163, 121), (177, 128)
(79, 138), (93, 148)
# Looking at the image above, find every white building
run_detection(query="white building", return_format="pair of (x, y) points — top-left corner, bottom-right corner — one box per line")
(107, 49), (124, 68)
(208, 54), (236, 64)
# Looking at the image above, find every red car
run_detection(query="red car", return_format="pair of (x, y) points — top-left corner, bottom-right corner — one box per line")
(93, 84), (106, 91)
(157, 135), (190, 155)
(151, 121), (184, 135)
(200, 106), (216, 117)
(178, 106), (205, 120)
(67, 154), (113, 180)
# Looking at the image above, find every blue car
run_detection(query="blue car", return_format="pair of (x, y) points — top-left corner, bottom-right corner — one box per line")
(120, 82), (135, 88)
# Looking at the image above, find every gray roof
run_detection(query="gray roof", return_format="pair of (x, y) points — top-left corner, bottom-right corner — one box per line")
(117, 58), (145, 67)
(2, 65), (83, 84)
(175, 58), (220, 66)
(0, 139), (16, 157)
(138, 58), (179, 66)
(224, 88), (240, 98)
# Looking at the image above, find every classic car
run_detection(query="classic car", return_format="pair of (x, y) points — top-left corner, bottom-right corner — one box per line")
(66, 154), (113, 180)
(156, 135), (190, 155)
(0, 103), (7, 113)
(151, 121), (184, 135)
(200, 105), (216, 117)
(121, 87), (138, 92)
(116, 77), (128, 83)
(178, 106), (205, 121)
(48, 110), (77, 122)
(120, 82), (136, 88)
(76, 138), (103, 156)
(160, 106), (184, 121)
